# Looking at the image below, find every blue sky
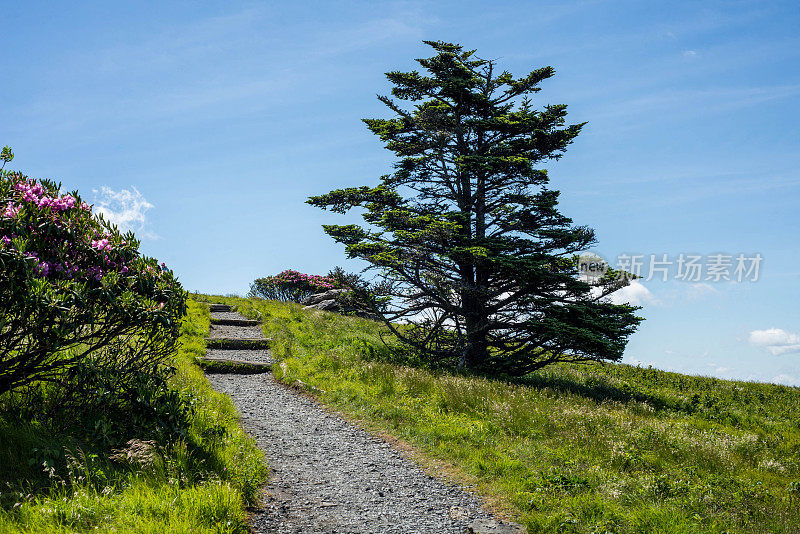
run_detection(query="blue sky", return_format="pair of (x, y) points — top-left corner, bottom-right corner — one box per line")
(2, 1), (798, 385)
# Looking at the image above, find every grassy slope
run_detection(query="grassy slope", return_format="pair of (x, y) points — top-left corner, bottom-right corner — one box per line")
(0, 300), (267, 533)
(201, 294), (800, 534)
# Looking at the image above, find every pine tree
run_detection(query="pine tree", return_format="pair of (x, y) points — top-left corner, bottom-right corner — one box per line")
(308, 41), (642, 375)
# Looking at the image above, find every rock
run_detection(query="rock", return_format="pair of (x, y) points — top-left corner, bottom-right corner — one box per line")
(465, 518), (526, 534)
(301, 289), (348, 306)
(305, 299), (340, 311)
(449, 506), (470, 522)
(301, 288), (380, 320)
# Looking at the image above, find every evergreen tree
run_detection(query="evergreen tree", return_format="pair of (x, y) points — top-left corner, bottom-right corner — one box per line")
(308, 41), (642, 375)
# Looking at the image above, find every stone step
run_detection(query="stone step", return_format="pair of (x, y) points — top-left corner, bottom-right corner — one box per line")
(196, 356), (271, 374)
(205, 337), (271, 350)
(208, 303), (235, 312)
(210, 317), (260, 327)
(466, 518), (526, 534)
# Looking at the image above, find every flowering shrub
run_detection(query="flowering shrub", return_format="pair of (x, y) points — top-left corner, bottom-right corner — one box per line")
(248, 269), (343, 302)
(0, 147), (186, 397)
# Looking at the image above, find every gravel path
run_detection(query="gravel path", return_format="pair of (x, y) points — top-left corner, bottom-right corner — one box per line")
(205, 307), (519, 534)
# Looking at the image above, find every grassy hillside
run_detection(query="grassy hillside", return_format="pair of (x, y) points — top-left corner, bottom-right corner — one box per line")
(0, 300), (267, 533)
(200, 294), (800, 533)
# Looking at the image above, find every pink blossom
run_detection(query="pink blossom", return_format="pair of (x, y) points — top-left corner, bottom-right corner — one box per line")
(91, 238), (112, 251)
(2, 204), (20, 218)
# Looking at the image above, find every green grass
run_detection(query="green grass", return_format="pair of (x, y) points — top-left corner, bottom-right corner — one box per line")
(198, 294), (800, 533)
(0, 299), (267, 533)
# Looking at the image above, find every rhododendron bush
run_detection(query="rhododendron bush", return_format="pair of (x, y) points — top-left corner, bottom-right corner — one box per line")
(0, 148), (186, 397)
(248, 269), (343, 302)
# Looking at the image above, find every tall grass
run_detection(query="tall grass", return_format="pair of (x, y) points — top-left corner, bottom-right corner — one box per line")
(0, 300), (267, 533)
(202, 294), (800, 533)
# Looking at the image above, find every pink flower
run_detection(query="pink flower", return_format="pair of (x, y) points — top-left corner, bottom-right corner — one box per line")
(91, 238), (112, 251)
(2, 204), (20, 218)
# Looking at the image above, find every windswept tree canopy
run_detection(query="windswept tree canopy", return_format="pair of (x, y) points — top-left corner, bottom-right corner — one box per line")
(308, 41), (642, 375)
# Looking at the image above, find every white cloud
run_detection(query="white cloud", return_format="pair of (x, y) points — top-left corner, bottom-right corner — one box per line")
(93, 186), (155, 238)
(607, 280), (659, 306)
(625, 356), (656, 368)
(682, 49), (698, 57)
(772, 374), (799, 386)
(749, 328), (800, 356)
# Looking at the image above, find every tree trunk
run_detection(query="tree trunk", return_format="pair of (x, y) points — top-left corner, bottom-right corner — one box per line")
(463, 313), (489, 368)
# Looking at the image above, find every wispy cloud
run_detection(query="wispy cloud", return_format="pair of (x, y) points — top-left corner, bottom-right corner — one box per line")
(594, 169), (800, 210)
(17, 6), (431, 138)
(749, 328), (800, 356)
(93, 186), (156, 238)
(307, 15), (427, 59)
(592, 83), (800, 126)
(686, 282), (718, 300)
(513, 4), (775, 64)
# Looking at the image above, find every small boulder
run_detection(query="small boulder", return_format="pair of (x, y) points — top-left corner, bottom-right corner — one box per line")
(305, 299), (340, 311)
(301, 289), (348, 306)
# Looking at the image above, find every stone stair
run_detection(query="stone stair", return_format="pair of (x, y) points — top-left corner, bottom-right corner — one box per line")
(199, 303), (272, 373)
(205, 338), (271, 350)
(210, 317), (261, 327)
